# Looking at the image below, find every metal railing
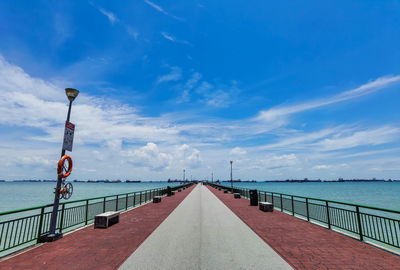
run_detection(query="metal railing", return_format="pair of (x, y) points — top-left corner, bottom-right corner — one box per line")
(208, 183), (400, 251)
(0, 183), (192, 257)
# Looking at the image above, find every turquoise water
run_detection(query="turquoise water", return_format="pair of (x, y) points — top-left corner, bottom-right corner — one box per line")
(0, 182), (180, 212)
(1, 181), (400, 213)
(228, 182), (400, 211)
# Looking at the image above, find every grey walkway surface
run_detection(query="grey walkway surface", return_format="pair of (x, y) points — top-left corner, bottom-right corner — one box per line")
(119, 185), (292, 270)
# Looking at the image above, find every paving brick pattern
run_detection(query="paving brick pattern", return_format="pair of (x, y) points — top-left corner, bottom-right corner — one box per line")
(0, 185), (195, 270)
(208, 186), (400, 270)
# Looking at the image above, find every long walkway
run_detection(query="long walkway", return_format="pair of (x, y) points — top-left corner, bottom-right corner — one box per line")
(0, 185), (196, 270)
(120, 184), (292, 270)
(208, 186), (400, 270)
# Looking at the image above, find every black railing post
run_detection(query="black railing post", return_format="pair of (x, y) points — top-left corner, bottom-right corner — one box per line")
(36, 207), (45, 243)
(306, 198), (310, 222)
(356, 206), (364, 241)
(116, 195), (119, 211)
(133, 192), (136, 206)
(85, 200), (89, 225)
(326, 201), (331, 229)
(271, 192), (274, 205)
(59, 204), (65, 233)
(280, 194), (283, 212)
(125, 194), (128, 210)
(140, 192), (142, 204)
(103, 197), (106, 212)
(291, 195), (295, 216)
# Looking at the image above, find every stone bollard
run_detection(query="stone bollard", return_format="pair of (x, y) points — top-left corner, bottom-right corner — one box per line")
(153, 196), (162, 203)
(178, 189), (182, 192)
(224, 190), (228, 193)
(259, 202), (273, 212)
(234, 193), (241, 199)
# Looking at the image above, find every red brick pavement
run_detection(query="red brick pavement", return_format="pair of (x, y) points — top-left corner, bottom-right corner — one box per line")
(208, 186), (400, 270)
(0, 185), (196, 270)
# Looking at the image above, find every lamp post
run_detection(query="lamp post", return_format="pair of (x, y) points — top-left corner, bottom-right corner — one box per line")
(183, 169), (186, 182)
(211, 172), (213, 183)
(230, 161), (233, 192)
(47, 88), (79, 242)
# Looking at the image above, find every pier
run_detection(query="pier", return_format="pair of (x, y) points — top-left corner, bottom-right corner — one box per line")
(1, 183), (400, 269)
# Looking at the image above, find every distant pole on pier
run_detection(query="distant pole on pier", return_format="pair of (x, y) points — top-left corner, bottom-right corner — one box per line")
(183, 169), (186, 182)
(48, 88), (79, 241)
(212, 172), (213, 183)
(230, 160), (233, 192)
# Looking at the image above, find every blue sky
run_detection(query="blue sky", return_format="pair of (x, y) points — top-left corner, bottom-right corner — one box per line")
(0, 1), (400, 181)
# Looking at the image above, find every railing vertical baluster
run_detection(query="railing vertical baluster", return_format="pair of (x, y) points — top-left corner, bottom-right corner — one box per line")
(59, 204), (65, 233)
(280, 194), (283, 212)
(306, 198), (310, 221)
(326, 201), (331, 229)
(356, 206), (363, 241)
(36, 207), (45, 243)
(116, 195), (119, 211)
(291, 196), (295, 216)
(85, 200), (89, 225)
(125, 194), (128, 210)
(103, 197), (106, 212)
(20, 218), (28, 244)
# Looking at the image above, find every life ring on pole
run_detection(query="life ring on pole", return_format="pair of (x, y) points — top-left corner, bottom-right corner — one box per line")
(57, 155), (73, 178)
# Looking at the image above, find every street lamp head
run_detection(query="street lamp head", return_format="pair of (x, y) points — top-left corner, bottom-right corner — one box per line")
(230, 160), (233, 164)
(65, 88), (79, 102)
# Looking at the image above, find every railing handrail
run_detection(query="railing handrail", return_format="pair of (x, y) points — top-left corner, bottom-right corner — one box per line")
(0, 184), (184, 217)
(212, 183), (400, 215)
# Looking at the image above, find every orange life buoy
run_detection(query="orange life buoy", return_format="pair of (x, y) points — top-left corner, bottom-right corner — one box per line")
(57, 155), (73, 178)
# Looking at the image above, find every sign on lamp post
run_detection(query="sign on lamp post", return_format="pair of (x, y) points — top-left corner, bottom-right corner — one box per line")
(63, 121), (75, 152)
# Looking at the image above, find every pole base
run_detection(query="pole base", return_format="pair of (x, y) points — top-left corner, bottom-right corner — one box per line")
(39, 232), (63, 243)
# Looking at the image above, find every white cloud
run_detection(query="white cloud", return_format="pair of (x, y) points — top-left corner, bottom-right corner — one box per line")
(125, 142), (172, 171)
(1, 55), (399, 180)
(161, 32), (191, 45)
(256, 75), (400, 122)
(161, 32), (175, 42)
(144, 0), (184, 21)
(314, 126), (400, 151)
(313, 165), (331, 170)
(230, 147), (247, 155)
(97, 7), (119, 24)
(156, 66), (182, 84)
(176, 72), (202, 103)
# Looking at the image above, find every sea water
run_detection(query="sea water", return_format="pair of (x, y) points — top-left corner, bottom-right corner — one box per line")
(0, 182), (180, 212)
(230, 181), (400, 211)
(1, 181), (400, 213)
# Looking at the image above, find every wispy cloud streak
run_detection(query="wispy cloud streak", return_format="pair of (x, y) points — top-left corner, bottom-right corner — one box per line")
(144, 0), (184, 21)
(256, 76), (400, 122)
(97, 7), (119, 24)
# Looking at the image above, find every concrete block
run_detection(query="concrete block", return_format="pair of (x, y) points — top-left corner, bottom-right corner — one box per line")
(153, 196), (162, 203)
(234, 193), (241, 199)
(259, 202), (274, 212)
(95, 211), (120, 228)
